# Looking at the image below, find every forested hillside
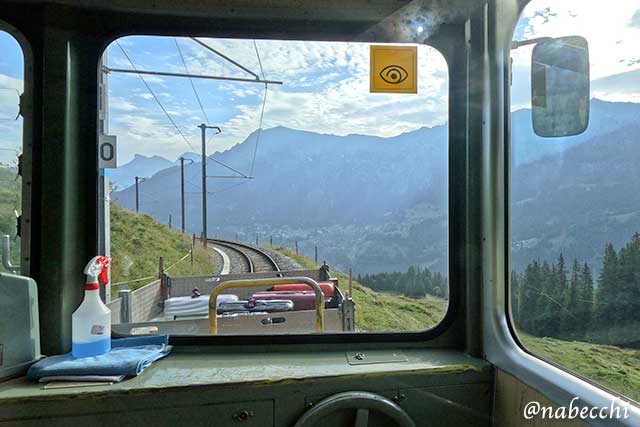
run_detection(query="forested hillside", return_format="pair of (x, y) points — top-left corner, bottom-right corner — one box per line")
(273, 246), (448, 332)
(512, 232), (640, 348)
(358, 266), (448, 299)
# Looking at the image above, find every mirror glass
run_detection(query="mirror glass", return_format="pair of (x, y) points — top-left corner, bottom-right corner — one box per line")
(531, 35), (590, 137)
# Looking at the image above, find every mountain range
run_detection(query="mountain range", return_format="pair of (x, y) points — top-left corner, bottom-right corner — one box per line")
(112, 99), (640, 275)
(107, 152), (200, 190)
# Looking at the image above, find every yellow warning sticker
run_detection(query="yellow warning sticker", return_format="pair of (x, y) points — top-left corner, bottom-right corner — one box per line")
(370, 45), (418, 94)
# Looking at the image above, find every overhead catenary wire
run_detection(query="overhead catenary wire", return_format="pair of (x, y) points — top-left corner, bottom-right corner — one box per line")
(253, 40), (265, 80)
(115, 41), (197, 152)
(109, 38), (278, 206)
(250, 84), (268, 177)
(174, 38), (209, 124)
(210, 180), (250, 195)
(249, 40), (268, 177)
(191, 37), (260, 80)
(185, 179), (250, 196)
(205, 156), (249, 178)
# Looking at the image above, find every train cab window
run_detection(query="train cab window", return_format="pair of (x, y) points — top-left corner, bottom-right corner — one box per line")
(510, 0), (640, 404)
(0, 29), (23, 276)
(100, 36), (450, 336)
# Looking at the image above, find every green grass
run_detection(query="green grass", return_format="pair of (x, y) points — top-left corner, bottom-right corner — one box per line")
(272, 246), (448, 332)
(0, 167), (20, 273)
(521, 334), (640, 404)
(110, 203), (214, 289)
(276, 244), (639, 403)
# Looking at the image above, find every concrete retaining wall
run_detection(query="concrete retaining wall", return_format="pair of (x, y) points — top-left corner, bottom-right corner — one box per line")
(107, 279), (163, 324)
(130, 279), (163, 323)
(107, 297), (121, 323)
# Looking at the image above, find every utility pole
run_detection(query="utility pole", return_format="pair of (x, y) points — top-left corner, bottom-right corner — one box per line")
(135, 176), (146, 212)
(179, 156), (193, 233)
(198, 124), (221, 247)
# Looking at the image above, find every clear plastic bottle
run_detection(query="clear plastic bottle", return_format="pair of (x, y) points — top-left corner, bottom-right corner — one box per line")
(71, 256), (111, 358)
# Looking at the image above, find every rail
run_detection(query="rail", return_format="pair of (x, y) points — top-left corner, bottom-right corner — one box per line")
(208, 238), (281, 273)
(209, 276), (324, 334)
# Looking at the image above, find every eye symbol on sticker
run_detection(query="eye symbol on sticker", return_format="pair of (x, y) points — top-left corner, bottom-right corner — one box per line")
(379, 65), (409, 84)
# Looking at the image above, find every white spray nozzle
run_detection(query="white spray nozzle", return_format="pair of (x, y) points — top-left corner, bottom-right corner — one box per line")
(83, 256), (111, 285)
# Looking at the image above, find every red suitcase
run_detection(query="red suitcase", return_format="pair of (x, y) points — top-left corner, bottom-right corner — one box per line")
(271, 281), (335, 297)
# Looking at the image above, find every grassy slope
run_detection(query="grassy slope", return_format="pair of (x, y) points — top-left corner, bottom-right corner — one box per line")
(275, 245), (639, 403)
(521, 335), (640, 404)
(272, 246), (448, 332)
(0, 167), (20, 272)
(110, 203), (213, 289)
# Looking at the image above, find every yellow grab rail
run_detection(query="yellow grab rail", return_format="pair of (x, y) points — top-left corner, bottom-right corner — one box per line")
(209, 277), (325, 334)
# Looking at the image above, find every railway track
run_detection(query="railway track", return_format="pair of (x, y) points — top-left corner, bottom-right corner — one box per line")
(208, 238), (281, 274)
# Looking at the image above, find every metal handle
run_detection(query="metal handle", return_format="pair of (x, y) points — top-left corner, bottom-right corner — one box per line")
(209, 276), (325, 335)
(2, 235), (20, 274)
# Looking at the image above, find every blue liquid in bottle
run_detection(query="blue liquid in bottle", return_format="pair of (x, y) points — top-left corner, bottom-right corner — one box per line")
(72, 338), (110, 358)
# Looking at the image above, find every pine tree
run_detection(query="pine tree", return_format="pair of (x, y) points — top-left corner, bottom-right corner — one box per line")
(539, 260), (561, 337)
(405, 266), (417, 297)
(431, 273), (445, 298)
(596, 243), (619, 344)
(412, 267), (425, 297)
(521, 260), (542, 334)
(577, 262), (594, 339)
(561, 259), (580, 339)
(511, 271), (521, 325)
(612, 233), (640, 344)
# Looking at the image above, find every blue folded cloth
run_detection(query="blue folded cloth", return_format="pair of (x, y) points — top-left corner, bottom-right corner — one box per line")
(27, 335), (172, 381)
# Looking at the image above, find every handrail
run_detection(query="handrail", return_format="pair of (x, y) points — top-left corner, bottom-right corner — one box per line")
(209, 276), (325, 335)
(1, 235), (20, 273)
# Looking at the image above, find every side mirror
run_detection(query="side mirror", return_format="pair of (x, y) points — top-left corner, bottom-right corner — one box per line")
(531, 36), (590, 137)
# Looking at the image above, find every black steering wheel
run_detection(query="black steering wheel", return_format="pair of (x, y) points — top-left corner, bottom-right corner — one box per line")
(293, 391), (416, 427)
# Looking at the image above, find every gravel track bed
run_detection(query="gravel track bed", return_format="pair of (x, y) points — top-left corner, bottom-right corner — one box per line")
(260, 247), (303, 271)
(212, 243), (252, 274)
(209, 239), (302, 273)
(210, 247), (224, 275)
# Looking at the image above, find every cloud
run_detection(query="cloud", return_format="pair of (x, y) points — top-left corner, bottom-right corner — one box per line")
(205, 43), (449, 151)
(592, 68), (640, 102)
(108, 37), (450, 163)
(0, 74), (23, 120)
(109, 97), (140, 112)
(511, 0), (640, 106)
(110, 113), (198, 163)
(631, 9), (640, 27)
(0, 73), (22, 164)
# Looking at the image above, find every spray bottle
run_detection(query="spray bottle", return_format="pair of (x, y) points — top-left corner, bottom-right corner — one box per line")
(71, 256), (111, 358)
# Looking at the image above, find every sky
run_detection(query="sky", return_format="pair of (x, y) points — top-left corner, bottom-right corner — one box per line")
(104, 38), (449, 163)
(0, 0), (639, 166)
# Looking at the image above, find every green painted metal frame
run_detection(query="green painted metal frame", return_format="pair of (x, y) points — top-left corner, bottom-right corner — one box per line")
(0, 0), (484, 356)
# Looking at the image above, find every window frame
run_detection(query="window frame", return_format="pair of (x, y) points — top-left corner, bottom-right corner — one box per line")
(0, 20), (32, 278)
(101, 30), (463, 347)
(484, 0), (640, 423)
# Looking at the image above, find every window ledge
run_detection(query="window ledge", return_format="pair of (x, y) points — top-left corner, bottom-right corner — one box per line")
(0, 348), (490, 403)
